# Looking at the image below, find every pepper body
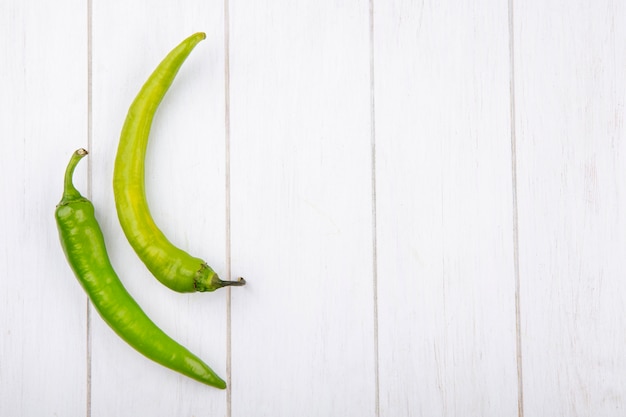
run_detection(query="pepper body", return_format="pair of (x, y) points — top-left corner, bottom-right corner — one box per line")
(56, 149), (226, 389)
(113, 32), (244, 293)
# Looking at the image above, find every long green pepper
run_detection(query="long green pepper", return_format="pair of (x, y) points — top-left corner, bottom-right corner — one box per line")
(55, 149), (226, 389)
(114, 32), (244, 293)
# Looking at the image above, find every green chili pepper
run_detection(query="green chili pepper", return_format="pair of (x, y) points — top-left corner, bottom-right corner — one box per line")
(56, 149), (226, 389)
(113, 32), (244, 293)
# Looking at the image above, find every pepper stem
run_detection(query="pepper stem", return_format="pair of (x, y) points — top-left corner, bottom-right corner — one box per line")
(60, 148), (88, 205)
(212, 276), (247, 288)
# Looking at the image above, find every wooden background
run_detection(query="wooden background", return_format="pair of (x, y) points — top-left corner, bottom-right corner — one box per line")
(1, 0), (625, 416)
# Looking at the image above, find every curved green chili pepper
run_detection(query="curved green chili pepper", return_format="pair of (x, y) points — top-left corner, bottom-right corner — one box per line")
(113, 32), (244, 293)
(56, 149), (226, 389)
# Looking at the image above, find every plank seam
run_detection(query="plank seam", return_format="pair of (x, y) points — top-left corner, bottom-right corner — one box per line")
(369, 0), (380, 416)
(86, 0), (93, 415)
(507, 0), (524, 416)
(224, 0), (233, 415)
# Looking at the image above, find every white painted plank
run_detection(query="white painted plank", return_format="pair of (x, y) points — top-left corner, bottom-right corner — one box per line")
(228, 1), (376, 416)
(514, 1), (626, 414)
(91, 2), (228, 415)
(374, 1), (519, 415)
(0, 0), (88, 415)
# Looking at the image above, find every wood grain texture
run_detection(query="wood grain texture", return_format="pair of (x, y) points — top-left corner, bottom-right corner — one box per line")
(90, 1), (228, 415)
(374, 1), (519, 415)
(2, 1), (626, 416)
(514, 0), (626, 415)
(228, 1), (377, 416)
(0, 0), (88, 416)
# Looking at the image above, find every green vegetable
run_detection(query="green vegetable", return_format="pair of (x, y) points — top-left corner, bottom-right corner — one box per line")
(56, 149), (226, 389)
(113, 32), (245, 293)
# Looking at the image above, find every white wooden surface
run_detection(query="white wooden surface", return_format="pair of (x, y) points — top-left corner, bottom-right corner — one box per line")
(1, 1), (625, 416)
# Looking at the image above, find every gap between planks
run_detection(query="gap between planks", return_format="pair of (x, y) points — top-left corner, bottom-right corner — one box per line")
(507, 0), (524, 416)
(223, 0), (234, 415)
(369, 1), (381, 416)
